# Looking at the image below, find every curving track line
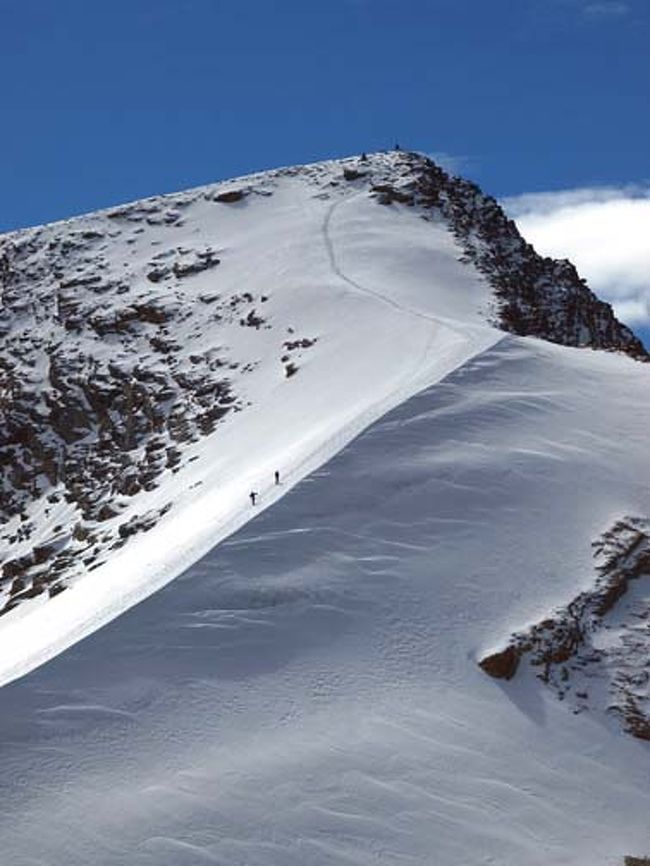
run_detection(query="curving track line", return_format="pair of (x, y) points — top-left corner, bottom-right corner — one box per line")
(323, 195), (462, 331)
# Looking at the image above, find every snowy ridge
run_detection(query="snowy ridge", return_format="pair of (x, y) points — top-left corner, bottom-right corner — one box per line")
(0, 150), (645, 688)
(0, 151), (649, 865)
(371, 152), (646, 357)
(0, 151), (499, 684)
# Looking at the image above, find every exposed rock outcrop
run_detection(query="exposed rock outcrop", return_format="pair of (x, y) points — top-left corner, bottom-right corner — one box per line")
(479, 517), (650, 740)
(369, 152), (647, 359)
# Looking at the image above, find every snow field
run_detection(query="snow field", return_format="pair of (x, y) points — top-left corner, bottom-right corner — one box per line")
(0, 157), (497, 685)
(0, 337), (648, 864)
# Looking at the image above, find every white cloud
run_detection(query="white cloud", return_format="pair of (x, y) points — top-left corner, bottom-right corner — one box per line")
(582, 1), (630, 16)
(502, 186), (650, 328)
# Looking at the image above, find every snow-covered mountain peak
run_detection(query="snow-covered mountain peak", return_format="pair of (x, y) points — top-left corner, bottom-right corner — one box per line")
(1, 151), (650, 865)
(0, 149), (645, 685)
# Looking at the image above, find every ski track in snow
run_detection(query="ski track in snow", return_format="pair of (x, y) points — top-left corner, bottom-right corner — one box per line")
(323, 194), (465, 336)
(321, 193), (478, 424)
(322, 196), (423, 319)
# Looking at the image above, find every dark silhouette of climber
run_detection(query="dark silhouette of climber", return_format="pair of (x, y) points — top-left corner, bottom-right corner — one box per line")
(250, 490), (258, 506)
(274, 470), (280, 485)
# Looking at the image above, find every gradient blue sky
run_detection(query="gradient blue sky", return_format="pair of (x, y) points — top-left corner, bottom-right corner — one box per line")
(1, 0), (648, 230)
(1, 0), (648, 339)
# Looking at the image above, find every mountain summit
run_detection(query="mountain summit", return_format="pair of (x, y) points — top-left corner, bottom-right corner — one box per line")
(0, 150), (645, 678)
(1, 152), (650, 865)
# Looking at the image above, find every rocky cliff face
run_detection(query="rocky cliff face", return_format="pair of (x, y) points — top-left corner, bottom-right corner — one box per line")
(368, 152), (647, 358)
(0, 151), (645, 617)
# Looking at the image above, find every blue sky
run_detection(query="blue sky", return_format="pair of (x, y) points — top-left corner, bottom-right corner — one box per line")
(1, 0), (648, 339)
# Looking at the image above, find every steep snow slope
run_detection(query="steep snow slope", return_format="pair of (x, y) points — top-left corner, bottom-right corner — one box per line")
(0, 336), (648, 866)
(0, 153), (501, 683)
(1, 150), (644, 691)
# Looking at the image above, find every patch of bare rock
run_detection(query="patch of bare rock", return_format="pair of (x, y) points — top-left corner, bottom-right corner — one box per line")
(479, 517), (650, 740)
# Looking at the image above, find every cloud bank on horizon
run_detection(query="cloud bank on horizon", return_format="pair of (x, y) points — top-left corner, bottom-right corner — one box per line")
(503, 186), (650, 330)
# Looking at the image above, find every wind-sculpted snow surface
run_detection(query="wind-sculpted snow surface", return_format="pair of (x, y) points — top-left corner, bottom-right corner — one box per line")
(0, 337), (649, 866)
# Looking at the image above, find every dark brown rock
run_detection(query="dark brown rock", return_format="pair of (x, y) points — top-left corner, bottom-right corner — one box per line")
(479, 646), (521, 680)
(214, 189), (246, 203)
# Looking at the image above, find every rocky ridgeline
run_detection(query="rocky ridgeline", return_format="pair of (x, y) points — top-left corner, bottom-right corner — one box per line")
(479, 517), (650, 740)
(359, 152), (647, 359)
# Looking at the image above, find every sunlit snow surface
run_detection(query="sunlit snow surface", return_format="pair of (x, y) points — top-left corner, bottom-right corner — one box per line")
(0, 154), (499, 685)
(1, 336), (649, 865)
